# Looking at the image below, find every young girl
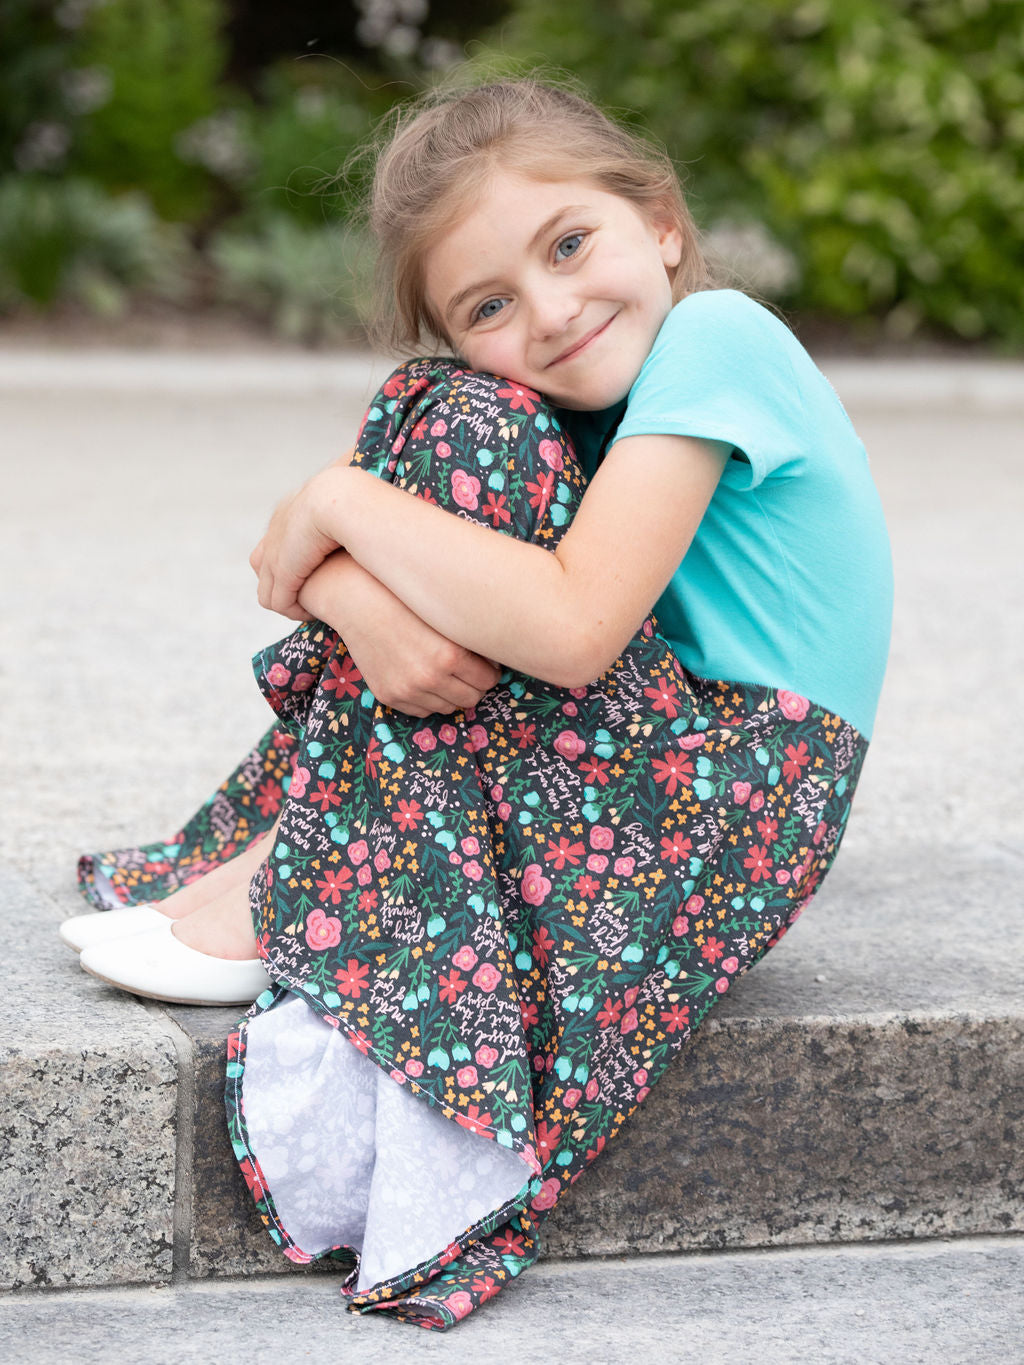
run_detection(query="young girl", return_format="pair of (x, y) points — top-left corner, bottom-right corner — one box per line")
(65, 80), (891, 1328)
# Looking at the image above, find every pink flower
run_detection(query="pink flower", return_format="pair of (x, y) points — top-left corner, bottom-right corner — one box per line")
(461, 835), (480, 856)
(530, 1177), (561, 1211)
(624, 986), (639, 1008)
(521, 863), (552, 906)
(412, 728), (437, 752)
(374, 849), (391, 872)
(636, 1086), (650, 1102)
(465, 724), (488, 751)
(439, 724), (457, 745)
(569, 687), (587, 699)
(716, 977), (730, 993)
(732, 781), (752, 804)
(473, 963), (502, 992)
(613, 857), (635, 876)
(430, 419), (447, 436)
(562, 701), (578, 717)
(590, 825), (615, 850)
(463, 860), (484, 881)
(453, 945), (478, 971)
(672, 914), (690, 937)
(620, 1007), (638, 1034)
(475, 1044), (498, 1067)
(778, 690), (810, 721)
(449, 852), (462, 865)
(538, 438), (565, 470)
(445, 1290), (474, 1321)
(451, 469), (481, 510)
(813, 820), (828, 846)
(685, 894), (705, 914)
(679, 733), (706, 750)
(776, 868), (791, 884)
(348, 840), (369, 865)
(553, 729), (585, 760)
(266, 662), (291, 686)
(456, 1065), (478, 1088)
(490, 784), (503, 801)
(288, 766), (310, 799)
(357, 864), (372, 885)
(586, 853), (608, 874)
(634, 1068), (648, 1086)
(435, 441), (452, 459)
(390, 1069), (405, 1085)
(749, 791), (765, 812)
(585, 1078), (599, 1101)
(293, 672), (315, 692)
(498, 802), (512, 821)
(304, 908), (342, 951)
(406, 1058), (424, 1077)
(563, 1087), (582, 1109)
(722, 956), (740, 973)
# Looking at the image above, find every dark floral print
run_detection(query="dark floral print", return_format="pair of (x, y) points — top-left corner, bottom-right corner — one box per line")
(80, 360), (867, 1330)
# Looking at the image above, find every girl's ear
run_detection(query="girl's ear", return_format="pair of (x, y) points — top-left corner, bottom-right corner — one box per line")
(655, 217), (684, 271)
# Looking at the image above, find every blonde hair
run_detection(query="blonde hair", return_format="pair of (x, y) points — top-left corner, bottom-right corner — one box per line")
(365, 78), (714, 353)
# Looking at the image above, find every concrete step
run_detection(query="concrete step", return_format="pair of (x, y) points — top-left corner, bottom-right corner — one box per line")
(3, 838), (1021, 1293)
(2, 1236), (1022, 1364)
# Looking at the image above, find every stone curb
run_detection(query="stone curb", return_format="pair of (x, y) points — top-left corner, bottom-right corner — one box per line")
(0, 349), (1022, 411)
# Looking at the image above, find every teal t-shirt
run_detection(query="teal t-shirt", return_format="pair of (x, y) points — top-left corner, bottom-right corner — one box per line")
(565, 289), (892, 738)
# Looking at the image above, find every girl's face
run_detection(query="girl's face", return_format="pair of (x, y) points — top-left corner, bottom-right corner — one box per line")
(423, 171), (683, 411)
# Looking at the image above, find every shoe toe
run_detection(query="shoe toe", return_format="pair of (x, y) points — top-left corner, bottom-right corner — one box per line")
(80, 920), (273, 1007)
(59, 905), (169, 954)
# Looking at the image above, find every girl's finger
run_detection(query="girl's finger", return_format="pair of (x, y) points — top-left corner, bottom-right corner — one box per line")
(250, 541), (265, 574)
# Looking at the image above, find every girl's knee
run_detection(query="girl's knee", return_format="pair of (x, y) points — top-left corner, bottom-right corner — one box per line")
(354, 360), (585, 540)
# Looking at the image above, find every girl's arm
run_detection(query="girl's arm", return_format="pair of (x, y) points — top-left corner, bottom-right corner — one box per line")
(255, 433), (728, 688)
(297, 552), (500, 716)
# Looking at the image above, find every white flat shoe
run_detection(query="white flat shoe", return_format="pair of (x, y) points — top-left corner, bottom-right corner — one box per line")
(79, 919), (273, 1007)
(59, 904), (170, 954)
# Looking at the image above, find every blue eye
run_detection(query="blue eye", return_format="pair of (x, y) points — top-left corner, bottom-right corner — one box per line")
(555, 233), (584, 261)
(474, 297), (507, 322)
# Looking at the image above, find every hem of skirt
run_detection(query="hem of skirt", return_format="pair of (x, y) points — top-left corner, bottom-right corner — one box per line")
(226, 982), (541, 1315)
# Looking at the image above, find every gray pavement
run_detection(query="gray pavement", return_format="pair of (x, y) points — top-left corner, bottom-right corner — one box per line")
(1, 1237), (1022, 1364)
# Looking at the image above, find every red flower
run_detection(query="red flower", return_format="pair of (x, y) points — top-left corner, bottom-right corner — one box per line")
(334, 958), (370, 997)
(238, 1157), (267, 1200)
(364, 735), (382, 779)
(322, 655), (361, 699)
(392, 798), (423, 832)
(544, 836), (585, 869)
(660, 1004), (691, 1034)
(357, 888), (378, 912)
(471, 1274), (501, 1302)
(526, 470), (554, 513)
(660, 831), (693, 864)
(743, 844), (774, 882)
(316, 866), (353, 905)
(644, 678), (682, 717)
(782, 741), (811, 784)
(574, 872), (600, 899)
(310, 780), (341, 812)
(459, 1104), (493, 1135)
(535, 1119), (562, 1162)
(510, 722), (536, 749)
(701, 936), (725, 964)
(652, 749), (695, 796)
(255, 780), (281, 818)
(532, 925), (555, 966)
(757, 816), (779, 843)
(493, 1231), (526, 1257)
(597, 997), (623, 1029)
(483, 491), (511, 527)
(496, 383), (539, 413)
(439, 970), (467, 1004)
(520, 1000), (539, 1029)
(579, 755), (611, 786)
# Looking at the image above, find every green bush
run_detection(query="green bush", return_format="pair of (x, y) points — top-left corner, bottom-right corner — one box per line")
(0, 176), (190, 314)
(69, 0), (228, 221)
(210, 215), (373, 341)
(501, 0), (1024, 345)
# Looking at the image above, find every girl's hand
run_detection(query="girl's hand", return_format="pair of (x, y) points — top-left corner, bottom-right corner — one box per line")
(250, 471), (342, 618)
(299, 552), (501, 716)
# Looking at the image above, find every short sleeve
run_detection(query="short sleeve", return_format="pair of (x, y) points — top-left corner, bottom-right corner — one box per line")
(609, 290), (808, 490)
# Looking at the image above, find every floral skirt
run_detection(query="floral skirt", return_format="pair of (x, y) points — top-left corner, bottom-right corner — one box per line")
(79, 361), (868, 1329)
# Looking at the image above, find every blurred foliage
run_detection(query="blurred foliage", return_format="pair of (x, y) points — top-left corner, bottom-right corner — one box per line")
(210, 215), (373, 341)
(0, 176), (190, 313)
(0, 0), (1021, 345)
(69, 0), (228, 219)
(503, 0), (1024, 343)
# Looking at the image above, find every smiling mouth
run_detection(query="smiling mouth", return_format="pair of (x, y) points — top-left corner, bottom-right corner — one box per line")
(548, 315), (616, 367)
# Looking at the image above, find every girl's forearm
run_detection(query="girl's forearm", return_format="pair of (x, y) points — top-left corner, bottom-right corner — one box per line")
(315, 467), (607, 686)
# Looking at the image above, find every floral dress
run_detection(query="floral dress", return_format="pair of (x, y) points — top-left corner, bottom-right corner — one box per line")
(79, 360), (867, 1328)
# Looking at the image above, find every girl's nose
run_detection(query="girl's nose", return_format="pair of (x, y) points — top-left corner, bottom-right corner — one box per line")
(527, 286), (582, 340)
